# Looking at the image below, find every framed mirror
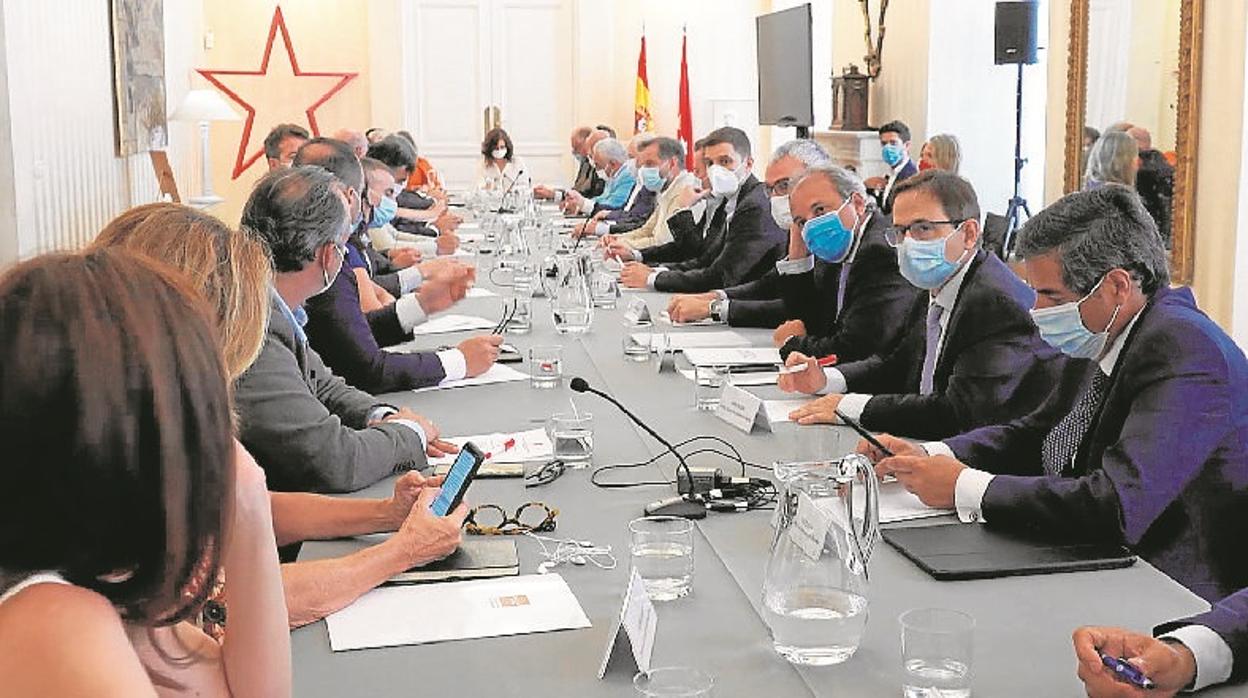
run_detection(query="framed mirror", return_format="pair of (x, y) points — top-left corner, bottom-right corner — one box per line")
(1064, 0), (1202, 283)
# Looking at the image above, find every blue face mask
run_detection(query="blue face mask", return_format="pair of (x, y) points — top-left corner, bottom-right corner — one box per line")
(882, 142), (906, 167)
(801, 200), (859, 263)
(1029, 277), (1122, 359)
(638, 166), (665, 193)
(896, 224), (969, 290)
(369, 195), (398, 229)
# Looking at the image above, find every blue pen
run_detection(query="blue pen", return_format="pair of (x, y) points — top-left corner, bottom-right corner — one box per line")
(1100, 653), (1156, 690)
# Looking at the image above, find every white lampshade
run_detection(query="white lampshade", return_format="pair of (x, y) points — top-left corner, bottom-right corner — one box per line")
(170, 89), (241, 123)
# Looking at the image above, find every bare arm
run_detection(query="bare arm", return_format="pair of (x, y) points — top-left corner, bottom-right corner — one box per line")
(269, 472), (438, 546)
(353, 268), (386, 314)
(281, 487), (467, 628)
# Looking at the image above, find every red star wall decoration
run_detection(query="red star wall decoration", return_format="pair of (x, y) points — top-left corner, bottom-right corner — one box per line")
(198, 6), (358, 180)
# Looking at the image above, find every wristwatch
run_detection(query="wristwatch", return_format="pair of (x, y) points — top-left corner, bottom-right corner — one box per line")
(709, 298), (728, 323)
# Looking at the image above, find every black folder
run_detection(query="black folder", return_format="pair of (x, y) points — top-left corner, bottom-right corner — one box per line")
(882, 523), (1137, 581)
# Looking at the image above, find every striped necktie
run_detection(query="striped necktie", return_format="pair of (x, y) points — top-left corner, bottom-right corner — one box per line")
(1040, 371), (1111, 476)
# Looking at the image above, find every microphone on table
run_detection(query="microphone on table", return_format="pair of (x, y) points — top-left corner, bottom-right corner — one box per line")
(496, 169), (526, 215)
(569, 377), (707, 519)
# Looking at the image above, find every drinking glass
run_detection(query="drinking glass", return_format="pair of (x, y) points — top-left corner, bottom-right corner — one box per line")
(900, 608), (975, 698)
(529, 345), (562, 388)
(629, 516), (694, 601)
(633, 667), (714, 697)
(547, 411), (593, 467)
(693, 365), (731, 411)
(623, 334), (652, 362)
(508, 296), (533, 334)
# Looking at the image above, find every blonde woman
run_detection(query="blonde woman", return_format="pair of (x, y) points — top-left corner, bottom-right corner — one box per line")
(919, 133), (962, 174)
(1084, 130), (1139, 189)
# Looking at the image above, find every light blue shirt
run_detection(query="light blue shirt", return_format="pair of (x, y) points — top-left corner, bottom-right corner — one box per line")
(594, 165), (637, 210)
(272, 288), (308, 346)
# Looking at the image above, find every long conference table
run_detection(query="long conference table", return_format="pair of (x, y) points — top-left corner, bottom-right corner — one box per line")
(292, 240), (1235, 696)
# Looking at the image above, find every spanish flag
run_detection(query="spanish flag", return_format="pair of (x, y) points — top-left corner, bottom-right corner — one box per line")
(634, 33), (653, 134)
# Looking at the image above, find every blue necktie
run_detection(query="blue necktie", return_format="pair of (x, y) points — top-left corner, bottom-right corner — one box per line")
(919, 303), (944, 395)
(1040, 371), (1111, 476)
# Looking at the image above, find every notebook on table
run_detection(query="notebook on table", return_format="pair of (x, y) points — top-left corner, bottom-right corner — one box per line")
(882, 523), (1136, 581)
(388, 538), (519, 585)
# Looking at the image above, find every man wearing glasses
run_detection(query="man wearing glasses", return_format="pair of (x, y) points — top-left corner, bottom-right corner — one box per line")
(778, 170), (1064, 441)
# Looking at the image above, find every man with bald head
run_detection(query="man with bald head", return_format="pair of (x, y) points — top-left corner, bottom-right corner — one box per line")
(534, 126), (608, 200)
(1127, 125), (1175, 244)
(332, 129), (369, 160)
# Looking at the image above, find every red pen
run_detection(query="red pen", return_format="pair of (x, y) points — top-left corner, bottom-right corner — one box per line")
(484, 437), (517, 461)
(777, 354), (838, 375)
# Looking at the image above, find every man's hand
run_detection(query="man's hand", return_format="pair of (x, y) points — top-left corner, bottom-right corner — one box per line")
(561, 190), (585, 214)
(620, 262), (653, 288)
(787, 224), (810, 261)
(389, 487), (467, 567)
(380, 471), (445, 531)
(457, 335), (503, 377)
(667, 295), (714, 323)
(384, 409), (459, 458)
(864, 176), (887, 191)
(533, 184), (555, 200)
(777, 352), (829, 394)
(604, 240), (636, 262)
(855, 433), (925, 464)
(773, 319), (807, 347)
(787, 394), (844, 425)
(416, 282), (460, 315)
(388, 247), (422, 269)
(373, 281), (396, 307)
(874, 455), (965, 508)
(418, 257), (472, 281)
(434, 210), (460, 233)
(1073, 627), (1195, 698)
(675, 185), (706, 210)
(435, 230), (460, 256)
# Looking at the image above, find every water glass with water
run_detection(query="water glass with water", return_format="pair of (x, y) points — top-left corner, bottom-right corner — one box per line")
(622, 334), (651, 362)
(900, 608), (974, 698)
(529, 345), (562, 388)
(629, 516), (694, 601)
(548, 411), (593, 466)
(693, 365), (731, 411)
(508, 296), (533, 334)
(633, 667), (714, 697)
(590, 265), (620, 309)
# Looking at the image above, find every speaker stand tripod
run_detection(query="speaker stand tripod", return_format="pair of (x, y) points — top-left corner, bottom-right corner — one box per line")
(1001, 61), (1031, 259)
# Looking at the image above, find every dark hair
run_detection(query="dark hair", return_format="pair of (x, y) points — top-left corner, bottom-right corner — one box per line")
(879, 120), (911, 142)
(595, 124), (617, 138)
(242, 166), (347, 273)
(263, 123), (310, 160)
(359, 156), (391, 178)
(692, 137), (707, 151)
(366, 135), (417, 173)
(0, 249), (233, 625)
(701, 126), (752, 159)
(1016, 186), (1169, 295)
(395, 130), (416, 147)
(644, 137), (687, 169)
(1083, 126), (1101, 143)
(294, 137), (365, 193)
(892, 170), (981, 223)
(481, 128), (515, 163)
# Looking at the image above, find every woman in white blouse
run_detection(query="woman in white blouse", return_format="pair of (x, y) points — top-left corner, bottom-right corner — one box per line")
(478, 127), (531, 192)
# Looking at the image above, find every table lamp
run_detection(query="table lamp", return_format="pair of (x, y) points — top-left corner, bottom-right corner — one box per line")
(170, 89), (240, 208)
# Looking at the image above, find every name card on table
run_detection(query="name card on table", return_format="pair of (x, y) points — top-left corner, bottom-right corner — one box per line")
(598, 568), (657, 679)
(714, 383), (764, 434)
(623, 297), (652, 326)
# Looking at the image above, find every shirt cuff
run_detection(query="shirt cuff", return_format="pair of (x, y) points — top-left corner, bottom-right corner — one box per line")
(579, 198), (593, 215)
(397, 265), (424, 294)
(816, 367), (848, 395)
(1159, 625), (1234, 691)
(437, 349), (468, 382)
(646, 270), (661, 289)
(594, 222), (611, 236)
(715, 289), (729, 300)
(369, 405), (398, 423)
(387, 418), (429, 452)
(954, 468), (995, 523)
(776, 254), (816, 275)
(836, 393), (871, 421)
(427, 224), (440, 236)
(395, 293), (428, 333)
(922, 441), (956, 459)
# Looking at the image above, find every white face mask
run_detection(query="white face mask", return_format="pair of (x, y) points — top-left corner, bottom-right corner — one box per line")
(595, 167), (609, 180)
(770, 194), (793, 228)
(708, 164), (741, 197)
(492, 147), (508, 160)
(318, 242), (346, 296)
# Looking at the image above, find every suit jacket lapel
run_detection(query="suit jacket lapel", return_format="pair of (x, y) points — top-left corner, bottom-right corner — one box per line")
(929, 250), (986, 389)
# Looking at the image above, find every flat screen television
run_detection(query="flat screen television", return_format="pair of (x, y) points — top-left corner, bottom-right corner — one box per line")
(756, 4), (814, 128)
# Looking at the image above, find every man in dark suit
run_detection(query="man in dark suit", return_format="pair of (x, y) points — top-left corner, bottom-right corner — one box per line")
(1073, 587), (1247, 695)
(866, 187), (1248, 603)
(234, 166), (457, 493)
(618, 127), (787, 294)
(863, 120), (919, 215)
(664, 138), (837, 329)
(778, 171), (1063, 440)
(535, 126), (606, 200)
(294, 138), (497, 393)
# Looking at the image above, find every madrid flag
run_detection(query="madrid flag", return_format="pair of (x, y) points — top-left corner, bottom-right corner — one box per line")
(634, 34), (653, 133)
(677, 28), (695, 171)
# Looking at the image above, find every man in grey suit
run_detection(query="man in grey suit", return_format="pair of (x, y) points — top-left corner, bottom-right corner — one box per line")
(235, 166), (456, 493)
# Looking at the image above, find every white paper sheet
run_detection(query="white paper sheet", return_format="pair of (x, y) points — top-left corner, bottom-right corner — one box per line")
(630, 331), (750, 351)
(465, 286), (497, 298)
(428, 427), (553, 467)
(677, 368), (778, 387)
(409, 314), (498, 336)
(761, 399), (810, 425)
(658, 311), (720, 327)
(860, 480), (954, 523)
(326, 574), (591, 651)
(412, 363), (528, 394)
(682, 347), (782, 367)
